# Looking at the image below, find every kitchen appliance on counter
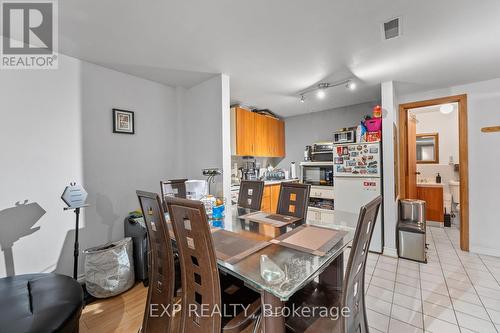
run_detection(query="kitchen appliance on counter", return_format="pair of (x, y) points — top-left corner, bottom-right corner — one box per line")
(300, 161), (334, 187)
(333, 128), (356, 144)
(290, 162), (297, 179)
(333, 142), (383, 253)
(266, 169), (285, 181)
(186, 180), (208, 200)
(304, 145), (312, 161)
(239, 159), (257, 180)
(311, 142), (334, 162)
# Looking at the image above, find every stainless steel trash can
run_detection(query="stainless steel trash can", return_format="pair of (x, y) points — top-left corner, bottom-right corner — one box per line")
(400, 199), (426, 225)
(398, 199), (427, 263)
(398, 222), (427, 262)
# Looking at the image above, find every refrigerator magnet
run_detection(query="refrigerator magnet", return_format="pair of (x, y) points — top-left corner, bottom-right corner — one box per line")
(334, 157), (344, 164)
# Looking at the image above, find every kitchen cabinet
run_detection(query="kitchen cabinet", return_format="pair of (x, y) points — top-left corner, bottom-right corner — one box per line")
(231, 107), (285, 157)
(417, 185), (444, 222)
(307, 207), (335, 225)
(261, 185), (272, 212)
(270, 184), (280, 213)
(259, 181), (300, 213)
(260, 184), (281, 213)
(235, 107), (255, 156)
(277, 120), (285, 157)
(254, 113), (269, 156)
(309, 186), (335, 200)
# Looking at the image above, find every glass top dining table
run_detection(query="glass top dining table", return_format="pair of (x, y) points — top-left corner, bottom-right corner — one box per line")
(202, 206), (359, 301)
(135, 206), (359, 301)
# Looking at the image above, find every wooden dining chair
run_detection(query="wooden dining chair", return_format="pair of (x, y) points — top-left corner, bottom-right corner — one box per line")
(160, 179), (188, 210)
(276, 182), (311, 221)
(136, 191), (176, 333)
(285, 196), (383, 333)
(237, 180), (265, 210)
(165, 196), (261, 333)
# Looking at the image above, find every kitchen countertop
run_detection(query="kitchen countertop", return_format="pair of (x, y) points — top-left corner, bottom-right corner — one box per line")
(231, 178), (299, 189)
(263, 178), (299, 185)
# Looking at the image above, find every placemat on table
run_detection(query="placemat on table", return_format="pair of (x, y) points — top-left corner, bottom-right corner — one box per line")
(270, 225), (347, 256)
(238, 211), (302, 227)
(211, 229), (270, 264)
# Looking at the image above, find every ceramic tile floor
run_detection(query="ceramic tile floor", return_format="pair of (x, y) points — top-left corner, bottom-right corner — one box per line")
(363, 226), (500, 333)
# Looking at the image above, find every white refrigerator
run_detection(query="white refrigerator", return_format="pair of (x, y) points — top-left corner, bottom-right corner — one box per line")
(333, 142), (383, 253)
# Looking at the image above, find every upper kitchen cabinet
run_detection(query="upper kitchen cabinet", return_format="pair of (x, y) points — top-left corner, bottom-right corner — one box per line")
(234, 107), (255, 156)
(254, 112), (269, 156)
(231, 107), (285, 157)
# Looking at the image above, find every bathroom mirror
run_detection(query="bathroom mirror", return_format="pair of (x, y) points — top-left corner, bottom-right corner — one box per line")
(416, 133), (439, 164)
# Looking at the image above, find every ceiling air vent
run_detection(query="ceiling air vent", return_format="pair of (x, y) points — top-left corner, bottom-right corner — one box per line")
(383, 17), (401, 40)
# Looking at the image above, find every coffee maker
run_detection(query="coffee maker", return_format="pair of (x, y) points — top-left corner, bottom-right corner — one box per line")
(239, 159), (257, 180)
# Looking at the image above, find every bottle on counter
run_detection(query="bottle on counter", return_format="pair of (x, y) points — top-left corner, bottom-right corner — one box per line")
(436, 173), (442, 184)
(290, 162), (297, 179)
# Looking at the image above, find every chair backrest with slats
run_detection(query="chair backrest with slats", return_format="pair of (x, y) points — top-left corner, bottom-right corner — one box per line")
(136, 190), (175, 333)
(341, 196), (382, 333)
(166, 197), (222, 333)
(276, 182), (310, 220)
(237, 180), (265, 210)
(160, 179), (187, 210)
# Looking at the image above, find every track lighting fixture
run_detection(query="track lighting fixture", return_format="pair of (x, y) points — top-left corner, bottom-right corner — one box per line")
(298, 79), (356, 103)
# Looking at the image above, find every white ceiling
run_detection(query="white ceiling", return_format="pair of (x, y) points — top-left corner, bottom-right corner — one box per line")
(59, 0), (500, 117)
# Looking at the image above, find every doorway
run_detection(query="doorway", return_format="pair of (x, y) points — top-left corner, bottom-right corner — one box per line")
(399, 95), (469, 251)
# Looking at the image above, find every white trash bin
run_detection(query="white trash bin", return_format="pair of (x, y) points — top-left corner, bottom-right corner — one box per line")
(84, 237), (135, 298)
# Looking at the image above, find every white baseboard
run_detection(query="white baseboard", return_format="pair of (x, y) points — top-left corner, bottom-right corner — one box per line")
(383, 247), (398, 258)
(469, 246), (500, 258)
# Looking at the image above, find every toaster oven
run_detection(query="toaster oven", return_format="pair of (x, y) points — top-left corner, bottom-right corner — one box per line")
(311, 142), (333, 162)
(333, 128), (356, 144)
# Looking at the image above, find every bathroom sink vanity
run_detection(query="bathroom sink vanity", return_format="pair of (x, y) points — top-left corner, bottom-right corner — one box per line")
(416, 183), (444, 222)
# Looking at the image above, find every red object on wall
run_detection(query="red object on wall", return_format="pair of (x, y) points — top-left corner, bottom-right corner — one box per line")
(372, 105), (382, 118)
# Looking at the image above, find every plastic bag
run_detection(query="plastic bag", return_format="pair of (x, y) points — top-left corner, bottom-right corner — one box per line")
(84, 237), (135, 298)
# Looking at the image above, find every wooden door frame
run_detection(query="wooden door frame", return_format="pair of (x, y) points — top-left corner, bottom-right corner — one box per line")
(398, 94), (469, 251)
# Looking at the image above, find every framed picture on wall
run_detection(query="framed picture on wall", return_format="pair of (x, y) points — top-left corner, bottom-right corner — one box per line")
(112, 109), (135, 134)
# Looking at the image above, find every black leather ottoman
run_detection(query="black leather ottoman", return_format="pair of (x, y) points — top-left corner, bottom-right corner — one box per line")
(0, 273), (84, 333)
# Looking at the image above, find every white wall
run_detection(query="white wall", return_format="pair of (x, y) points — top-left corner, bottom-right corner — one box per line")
(414, 108), (459, 165)
(278, 102), (378, 178)
(77, 61), (178, 277)
(0, 55), (229, 278)
(398, 78), (500, 257)
(0, 55), (84, 277)
(177, 75), (231, 202)
(381, 81), (399, 257)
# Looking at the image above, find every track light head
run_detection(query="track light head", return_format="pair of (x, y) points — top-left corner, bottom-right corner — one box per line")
(316, 89), (326, 99)
(346, 81), (356, 90)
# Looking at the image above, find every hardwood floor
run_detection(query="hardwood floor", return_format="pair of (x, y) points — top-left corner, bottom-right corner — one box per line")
(80, 284), (147, 333)
(80, 283), (256, 333)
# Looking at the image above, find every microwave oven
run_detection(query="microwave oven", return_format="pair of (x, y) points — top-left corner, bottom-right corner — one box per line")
(333, 129), (356, 144)
(301, 163), (334, 187)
